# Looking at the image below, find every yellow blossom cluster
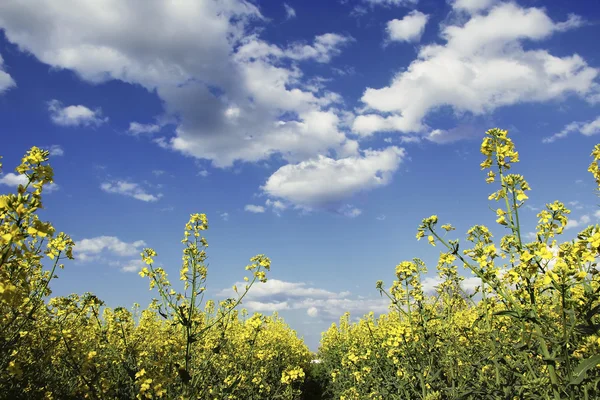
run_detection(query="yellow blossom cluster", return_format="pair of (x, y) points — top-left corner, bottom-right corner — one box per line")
(4, 129), (600, 399)
(0, 149), (311, 399)
(318, 128), (600, 400)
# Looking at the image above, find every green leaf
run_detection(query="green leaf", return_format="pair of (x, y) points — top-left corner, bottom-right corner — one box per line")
(569, 355), (600, 385)
(493, 310), (521, 319)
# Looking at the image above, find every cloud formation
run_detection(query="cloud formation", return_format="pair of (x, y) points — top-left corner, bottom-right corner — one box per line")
(283, 3), (296, 19)
(261, 147), (405, 210)
(353, 3), (596, 141)
(100, 180), (162, 202)
(0, 54), (15, 93)
(0, 1), (357, 169)
(219, 275), (482, 320)
(128, 122), (161, 135)
(543, 116), (600, 143)
(48, 100), (108, 127)
(244, 204), (266, 213)
(74, 236), (146, 262)
(219, 278), (390, 319)
(386, 11), (429, 43)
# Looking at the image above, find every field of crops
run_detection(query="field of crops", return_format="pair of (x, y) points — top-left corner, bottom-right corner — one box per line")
(2, 128), (600, 399)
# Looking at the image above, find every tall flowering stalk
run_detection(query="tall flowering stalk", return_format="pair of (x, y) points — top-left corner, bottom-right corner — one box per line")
(138, 213), (272, 397)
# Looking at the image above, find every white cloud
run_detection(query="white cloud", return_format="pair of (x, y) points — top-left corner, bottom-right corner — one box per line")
(353, 3), (596, 140)
(363, 0), (418, 6)
(47, 144), (64, 156)
(100, 180), (162, 202)
(74, 236), (146, 263)
(594, 210), (600, 219)
(244, 204), (266, 213)
(425, 123), (488, 144)
(568, 200), (584, 210)
(524, 231), (538, 241)
(235, 33), (353, 65)
(0, 54), (15, 94)
(219, 278), (390, 319)
(220, 212), (229, 221)
(128, 122), (161, 135)
(262, 146), (406, 210)
(120, 259), (146, 273)
(0, 173), (28, 187)
(283, 3), (296, 19)
(543, 116), (600, 143)
(338, 204), (362, 217)
(45, 183), (60, 193)
(565, 214), (591, 230)
(421, 275), (481, 294)
(0, 2), (358, 171)
(451, 0), (496, 14)
(386, 11), (429, 43)
(48, 100), (108, 127)
(376, 214), (386, 220)
(0, 173), (59, 193)
(265, 199), (287, 216)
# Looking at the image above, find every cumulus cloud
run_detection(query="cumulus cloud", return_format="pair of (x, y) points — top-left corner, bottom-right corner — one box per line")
(128, 122), (161, 135)
(0, 173), (27, 187)
(74, 236), (146, 263)
(0, 172), (59, 192)
(0, 54), (15, 93)
(542, 116), (600, 143)
(48, 100), (108, 127)
(218, 278), (390, 319)
(565, 214), (591, 230)
(353, 3), (597, 141)
(386, 11), (429, 43)
(220, 275), (482, 320)
(451, 0), (497, 14)
(100, 180), (162, 202)
(286, 34), (353, 63)
(119, 259), (146, 273)
(262, 146), (406, 210)
(0, 1), (356, 170)
(244, 204), (266, 213)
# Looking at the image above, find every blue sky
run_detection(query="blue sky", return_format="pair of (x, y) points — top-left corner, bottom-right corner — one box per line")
(1, 0), (599, 351)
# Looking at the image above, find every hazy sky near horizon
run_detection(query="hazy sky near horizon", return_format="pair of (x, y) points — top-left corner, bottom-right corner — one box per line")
(1, 0), (599, 350)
